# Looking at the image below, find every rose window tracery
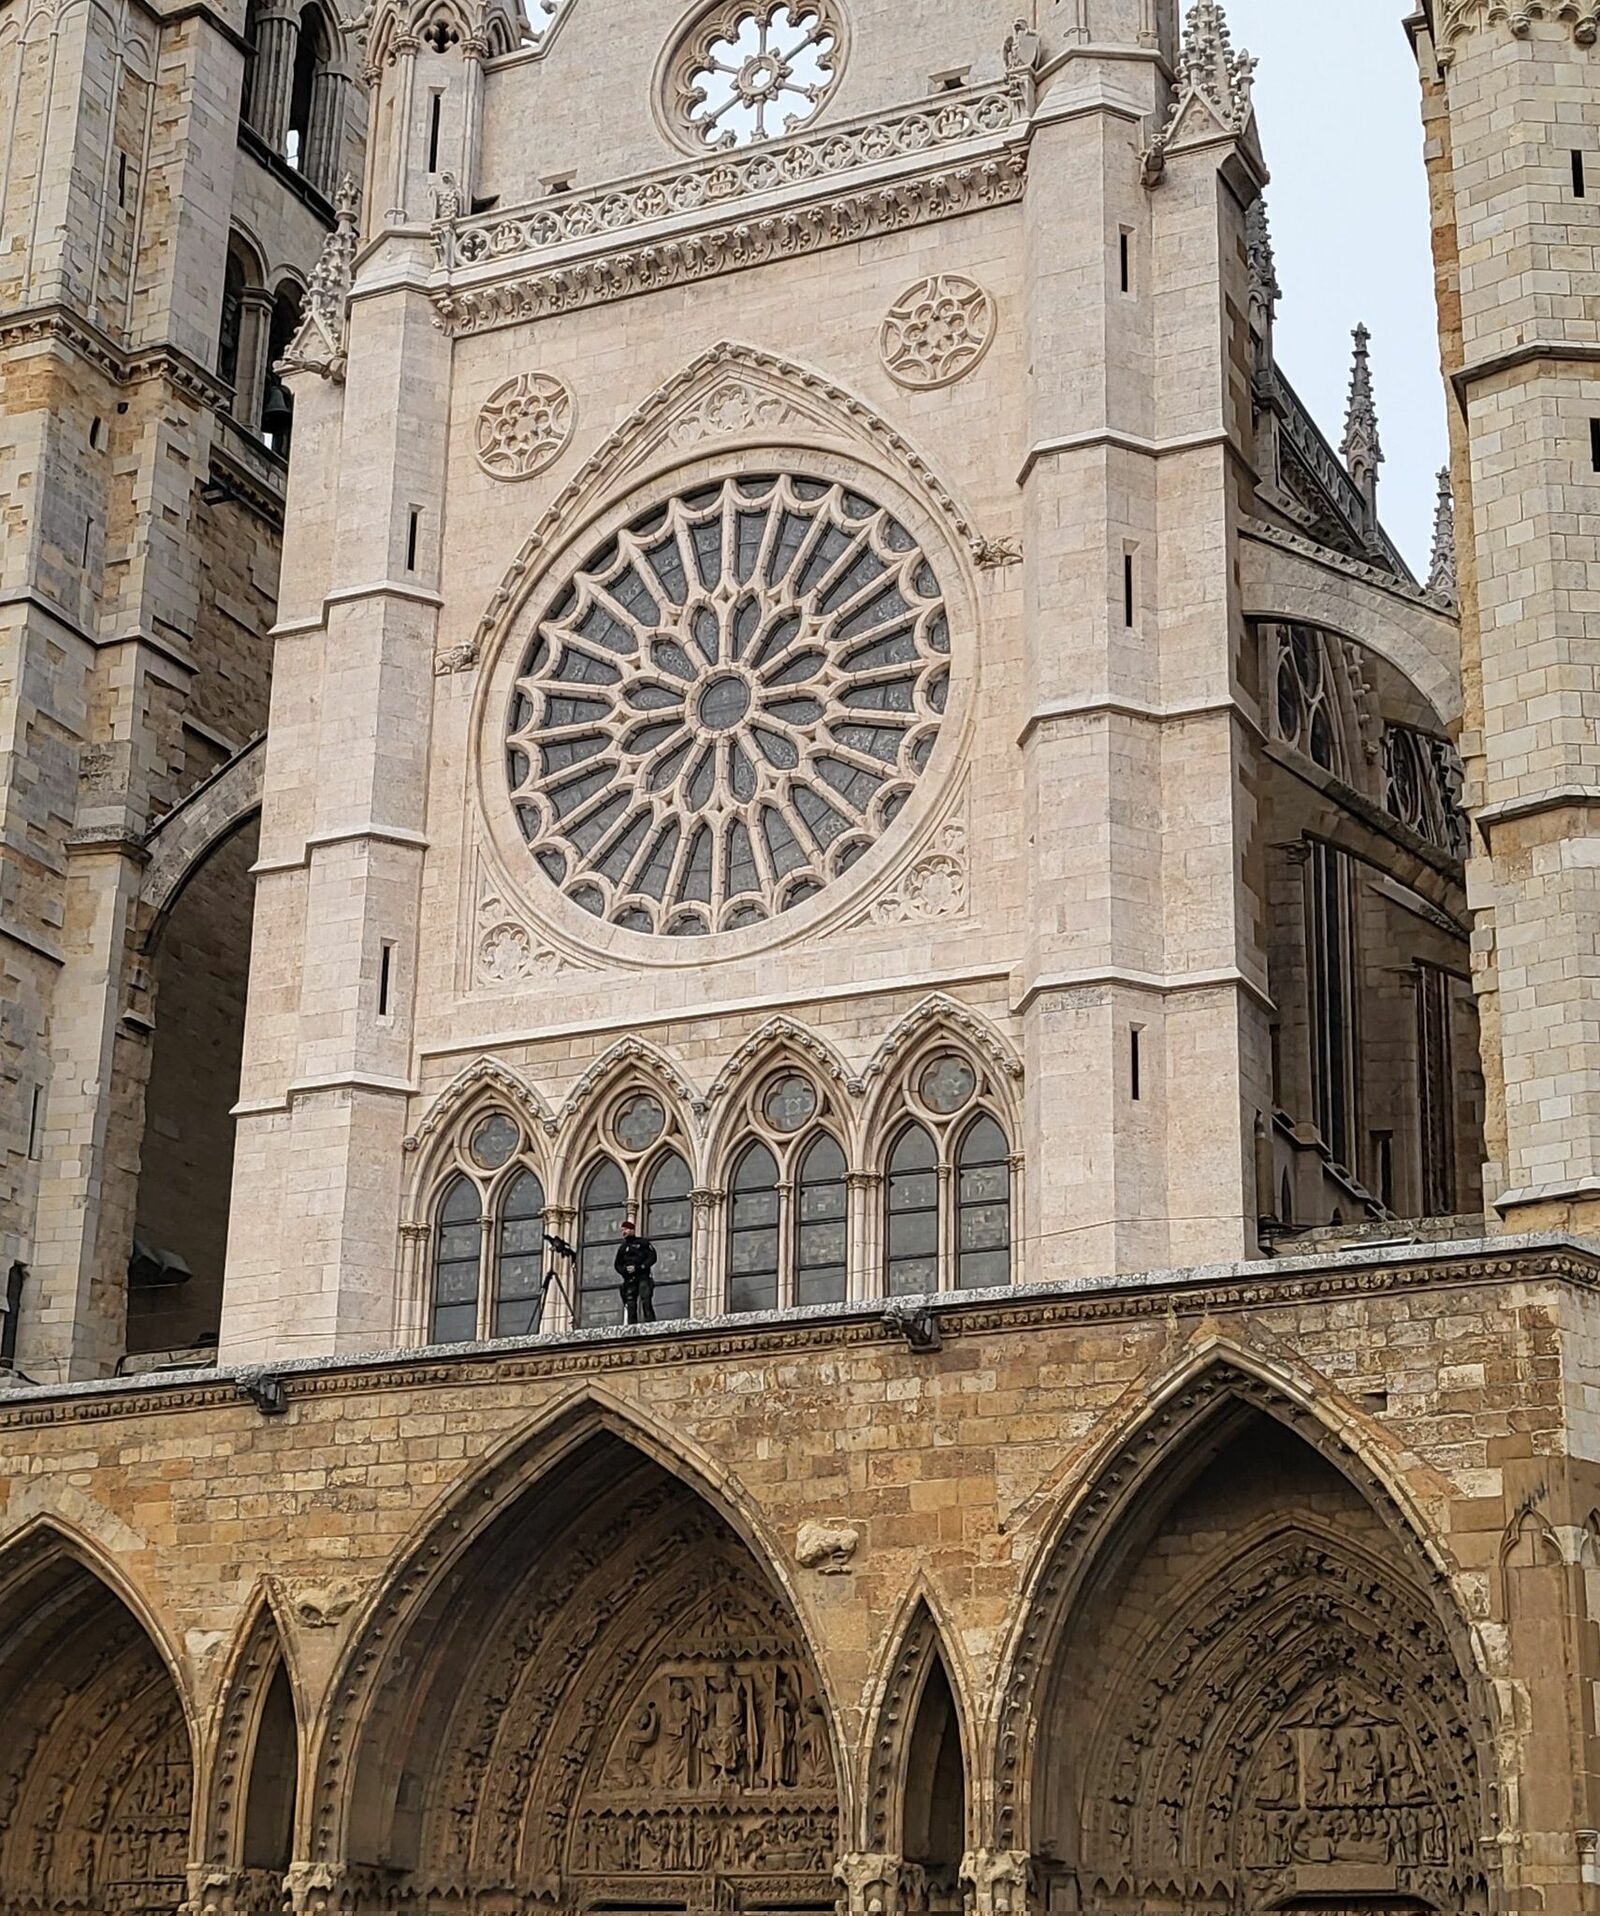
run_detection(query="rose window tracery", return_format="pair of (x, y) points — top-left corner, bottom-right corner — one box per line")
(506, 473), (951, 938)
(670, 2), (843, 151)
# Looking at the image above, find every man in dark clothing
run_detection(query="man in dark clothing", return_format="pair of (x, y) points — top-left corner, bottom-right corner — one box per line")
(615, 1218), (658, 1324)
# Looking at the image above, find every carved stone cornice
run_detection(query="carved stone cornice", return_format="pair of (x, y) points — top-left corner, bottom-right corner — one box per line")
(430, 153), (1028, 337)
(0, 302), (229, 409)
(1434, 0), (1600, 64)
(0, 1241), (1596, 1428)
(435, 76), (1031, 274)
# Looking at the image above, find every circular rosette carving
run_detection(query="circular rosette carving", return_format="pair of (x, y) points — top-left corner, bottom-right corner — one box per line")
(665, 1), (845, 153)
(476, 372), (575, 480)
(505, 472), (952, 939)
(880, 275), (997, 390)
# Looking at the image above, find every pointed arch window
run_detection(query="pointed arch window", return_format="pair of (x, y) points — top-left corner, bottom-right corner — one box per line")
(795, 1132), (848, 1305)
(494, 1168), (547, 1336)
(645, 1151), (693, 1323)
(728, 1142), (781, 1314)
(430, 1174), (482, 1344)
(955, 1114), (1010, 1290)
(578, 1158), (628, 1329)
(885, 1123), (939, 1296)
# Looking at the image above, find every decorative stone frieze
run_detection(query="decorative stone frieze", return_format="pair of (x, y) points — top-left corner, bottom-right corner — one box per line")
(432, 155), (1027, 336)
(1434, 0), (1600, 64)
(435, 80), (1030, 274)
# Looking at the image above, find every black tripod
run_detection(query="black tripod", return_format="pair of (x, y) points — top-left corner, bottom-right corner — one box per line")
(534, 1232), (580, 1331)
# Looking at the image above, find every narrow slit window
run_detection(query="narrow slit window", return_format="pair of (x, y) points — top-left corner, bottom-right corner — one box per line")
(1119, 228), (1132, 294)
(1591, 418), (1600, 474)
(1130, 1026), (1142, 1102)
(1575, 149), (1587, 198)
(82, 516), (93, 567)
(405, 507), (421, 573)
(27, 1085), (44, 1160)
(117, 152), (128, 206)
(1123, 549), (1136, 628)
(377, 940), (394, 1018)
(427, 92), (443, 174)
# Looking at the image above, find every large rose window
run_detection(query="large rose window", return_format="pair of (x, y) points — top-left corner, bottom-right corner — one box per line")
(506, 473), (951, 938)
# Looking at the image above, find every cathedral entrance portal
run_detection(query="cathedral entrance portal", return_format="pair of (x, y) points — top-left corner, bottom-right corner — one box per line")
(324, 1423), (843, 1912)
(1020, 1391), (1490, 1916)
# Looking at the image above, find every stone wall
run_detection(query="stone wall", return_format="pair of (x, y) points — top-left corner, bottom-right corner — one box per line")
(0, 1243), (1595, 1913)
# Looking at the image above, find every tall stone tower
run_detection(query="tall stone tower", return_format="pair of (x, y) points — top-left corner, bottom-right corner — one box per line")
(0, 0), (365, 1380)
(1414, 0), (1600, 1230)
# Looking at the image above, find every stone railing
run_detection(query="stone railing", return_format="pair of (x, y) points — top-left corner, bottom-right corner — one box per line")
(434, 75), (1032, 271)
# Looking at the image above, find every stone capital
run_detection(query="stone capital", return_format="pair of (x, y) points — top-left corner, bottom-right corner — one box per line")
(960, 1849), (1032, 1916)
(834, 1853), (929, 1916)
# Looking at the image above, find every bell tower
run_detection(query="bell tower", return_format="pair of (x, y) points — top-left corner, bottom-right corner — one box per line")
(1414, 1), (1600, 1230)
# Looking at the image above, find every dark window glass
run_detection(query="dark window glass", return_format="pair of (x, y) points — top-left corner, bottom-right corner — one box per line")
(430, 1174), (481, 1344)
(645, 1150), (693, 1323)
(795, 1132), (848, 1306)
(728, 1142), (780, 1315)
(493, 1168), (546, 1337)
(886, 1123), (938, 1296)
(578, 1158), (628, 1328)
(956, 1114), (1011, 1290)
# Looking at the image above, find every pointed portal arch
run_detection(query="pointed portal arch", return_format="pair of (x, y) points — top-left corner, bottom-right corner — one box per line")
(313, 1403), (845, 1909)
(863, 1596), (970, 1882)
(993, 1360), (1493, 1916)
(0, 1521), (195, 1913)
(204, 1591), (302, 1880)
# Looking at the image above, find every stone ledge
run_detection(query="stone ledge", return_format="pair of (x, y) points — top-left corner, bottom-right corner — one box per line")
(0, 1232), (1593, 1425)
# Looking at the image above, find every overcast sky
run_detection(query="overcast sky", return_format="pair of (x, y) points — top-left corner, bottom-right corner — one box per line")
(1227, 0), (1445, 573)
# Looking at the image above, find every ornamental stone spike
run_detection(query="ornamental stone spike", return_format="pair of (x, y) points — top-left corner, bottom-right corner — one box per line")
(1340, 322), (1383, 517)
(1429, 467), (1458, 601)
(1181, 0), (1256, 126)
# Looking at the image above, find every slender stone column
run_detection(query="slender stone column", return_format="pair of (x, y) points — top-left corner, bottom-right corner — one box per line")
(247, 5), (300, 153)
(304, 67), (348, 197)
(234, 286), (273, 432)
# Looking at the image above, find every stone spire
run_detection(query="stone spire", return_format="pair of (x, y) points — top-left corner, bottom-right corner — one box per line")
(1177, 0), (1257, 128)
(1341, 323), (1383, 518)
(1428, 467), (1457, 601)
(278, 176), (360, 383)
(1143, 0), (1258, 184)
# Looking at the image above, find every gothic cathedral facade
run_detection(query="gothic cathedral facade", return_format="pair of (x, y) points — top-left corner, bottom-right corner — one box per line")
(0, 3), (1595, 1916)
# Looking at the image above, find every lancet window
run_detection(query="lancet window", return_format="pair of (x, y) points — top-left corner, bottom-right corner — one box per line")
(571, 1085), (698, 1329)
(719, 1064), (849, 1314)
(881, 1048), (1013, 1295)
(426, 1106), (554, 1344)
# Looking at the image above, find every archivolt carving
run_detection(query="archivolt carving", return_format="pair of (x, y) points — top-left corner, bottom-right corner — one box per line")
(704, 1016), (860, 1109)
(555, 1036), (706, 1133)
(312, 1413), (842, 1908)
(991, 1358), (1494, 1856)
(1081, 1529), (1481, 1909)
(862, 1595), (964, 1854)
(0, 1542), (194, 1916)
(201, 1591), (296, 1870)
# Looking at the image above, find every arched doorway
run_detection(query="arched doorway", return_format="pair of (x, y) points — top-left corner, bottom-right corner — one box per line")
(323, 1427), (843, 1911)
(128, 813), (259, 1357)
(0, 1527), (193, 1912)
(1018, 1387), (1489, 1916)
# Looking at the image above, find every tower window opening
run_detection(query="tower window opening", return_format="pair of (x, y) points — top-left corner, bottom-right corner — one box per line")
(377, 941), (394, 1018)
(1591, 417), (1600, 473)
(1130, 1026), (1143, 1103)
(428, 92), (443, 174)
(1123, 548), (1136, 628)
(405, 507), (421, 573)
(117, 151), (128, 205)
(1119, 228), (1132, 294)
(27, 1085), (44, 1160)
(1575, 149), (1587, 198)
